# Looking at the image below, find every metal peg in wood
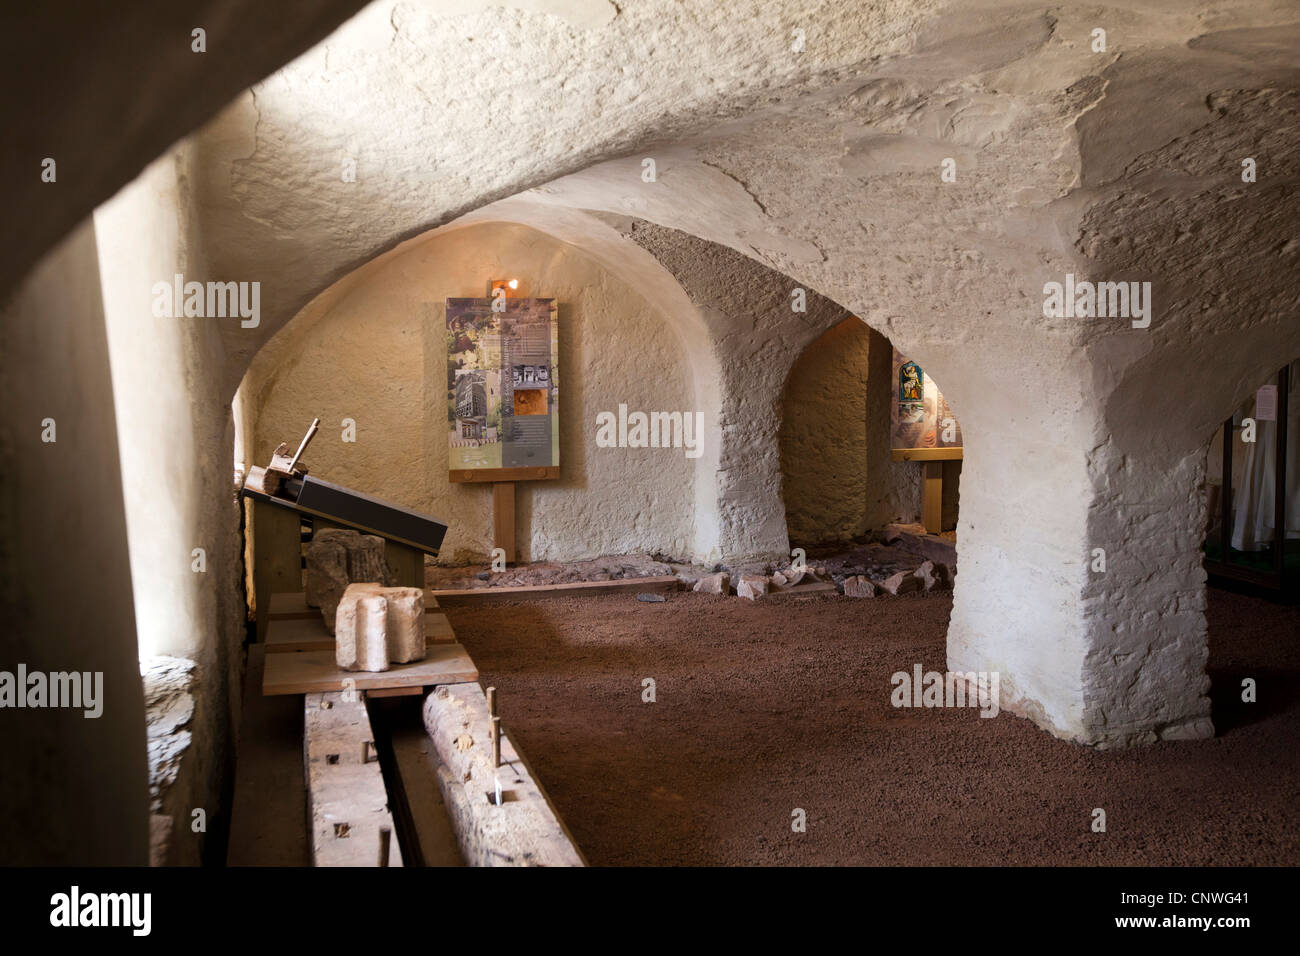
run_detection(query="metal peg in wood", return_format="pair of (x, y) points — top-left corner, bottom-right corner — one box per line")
(378, 826), (391, 867)
(362, 740), (373, 763)
(491, 716), (501, 768)
(486, 686), (497, 717)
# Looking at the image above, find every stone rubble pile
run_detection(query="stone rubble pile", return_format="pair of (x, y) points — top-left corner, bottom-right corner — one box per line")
(419, 527), (957, 603)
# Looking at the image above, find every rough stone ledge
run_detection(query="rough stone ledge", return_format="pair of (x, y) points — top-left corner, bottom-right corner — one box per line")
(141, 655), (197, 866)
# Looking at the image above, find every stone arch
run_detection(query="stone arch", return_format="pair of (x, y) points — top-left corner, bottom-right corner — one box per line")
(238, 200), (730, 563)
(167, 13), (1300, 751)
(778, 316), (930, 546)
(7, 0), (1300, 871)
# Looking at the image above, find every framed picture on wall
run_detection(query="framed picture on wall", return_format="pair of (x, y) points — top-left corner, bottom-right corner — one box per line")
(446, 296), (560, 482)
(890, 346), (963, 461)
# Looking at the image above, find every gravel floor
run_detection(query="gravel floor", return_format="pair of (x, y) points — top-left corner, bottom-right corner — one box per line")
(445, 587), (1300, 866)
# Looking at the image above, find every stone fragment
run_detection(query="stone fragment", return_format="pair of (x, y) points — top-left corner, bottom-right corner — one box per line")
(771, 571), (788, 588)
(880, 570), (923, 595)
(637, 592), (666, 602)
(843, 575), (876, 598)
(913, 560), (940, 591)
(737, 574), (769, 600)
(780, 567), (806, 587)
(884, 522), (927, 544)
(306, 529), (394, 634)
(693, 572), (730, 594)
(335, 583), (425, 672)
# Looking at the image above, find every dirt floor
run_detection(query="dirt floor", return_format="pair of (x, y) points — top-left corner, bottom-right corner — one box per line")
(444, 587), (1300, 866)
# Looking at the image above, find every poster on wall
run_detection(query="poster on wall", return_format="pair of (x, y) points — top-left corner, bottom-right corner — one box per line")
(446, 297), (559, 478)
(890, 346), (962, 454)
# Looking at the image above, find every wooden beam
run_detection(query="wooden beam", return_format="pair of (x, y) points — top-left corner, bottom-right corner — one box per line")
(252, 498), (304, 642)
(767, 581), (838, 599)
(381, 702), (466, 867)
(448, 466), (560, 484)
(265, 613), (455, 653)
(304, 691), (403, 867)
(1273, 366), (1289, 581)
(365, 686), (425, 699)
(922, 460), (944, 534)
(423, 684), (585, 866)
(430, 575), (679, 605)
(1220, 414), (1233, 563)
(891, 447), (963, 462)
(493, 482), (516, 564)
(264, 643), (478, 696)
(226, 645), (310, 865)
(387, 541), (425, 589)
(269, 589), (441, 621)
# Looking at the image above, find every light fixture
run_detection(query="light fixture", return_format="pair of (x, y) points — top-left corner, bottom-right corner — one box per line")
(489, 278), (524, 298)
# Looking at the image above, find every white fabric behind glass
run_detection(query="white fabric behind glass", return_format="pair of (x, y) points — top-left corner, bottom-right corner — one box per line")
(1232, 360), (1300, 551)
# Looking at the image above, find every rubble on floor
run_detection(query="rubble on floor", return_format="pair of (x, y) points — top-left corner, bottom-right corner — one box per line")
(425, 553), (676, 590)
(425, 523), (956, 602)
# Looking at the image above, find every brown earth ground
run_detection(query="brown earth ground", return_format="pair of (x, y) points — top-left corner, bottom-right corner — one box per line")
(444, 587), (1300, 866)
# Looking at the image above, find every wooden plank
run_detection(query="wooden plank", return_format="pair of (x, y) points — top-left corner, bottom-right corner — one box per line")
(448, 465), (560, 484)
(267, 591), (318, 621)
(366, 686), (425, 699)
(264, 643), (478, 696)
(381, 701), (466, 866)
(304, 691), (402, 867)
(890, 447), (963, 462)
(296, 477), (448, 555)
(226, 645), (310, 865)
(922, 460), (943, 534)
(252, 498), (304, 642)
(387, 541), (425, 589)
(767, 581), (839, 599)
(265, 613), (455, 653)
(431, 574), (679, 605)
(1273, 366), (1289, 581)
(269, 589), (440, 621)
(493, 481), (516, 563)
(425, 612), (455, 643)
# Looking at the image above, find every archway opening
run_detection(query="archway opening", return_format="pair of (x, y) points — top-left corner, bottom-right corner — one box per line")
(778, 316), (962, 588)
(1199, 360), (1299, 734)
(1203, 361), (1299, 595)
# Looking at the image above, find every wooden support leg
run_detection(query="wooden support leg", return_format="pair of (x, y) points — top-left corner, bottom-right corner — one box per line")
(386, 542), (424, 589)
(493, 481), (516, 564)
(253, 499), (303, 642)
(922, 461), (944, 534)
